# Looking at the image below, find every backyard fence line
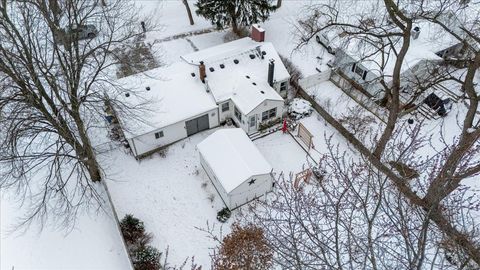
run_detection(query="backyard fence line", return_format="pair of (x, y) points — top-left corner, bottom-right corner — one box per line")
(298, 69), (331, 89)
(94, 141), (120, 154)
(101, 180), (135, 270)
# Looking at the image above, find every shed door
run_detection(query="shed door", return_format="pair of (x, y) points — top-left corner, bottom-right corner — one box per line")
(186, 114), (210, 136)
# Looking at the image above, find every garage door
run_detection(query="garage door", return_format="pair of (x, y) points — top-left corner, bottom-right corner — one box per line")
(186, 114), (210, 136)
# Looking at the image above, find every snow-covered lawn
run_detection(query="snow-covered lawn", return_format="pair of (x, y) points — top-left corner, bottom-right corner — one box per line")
(254, 132), (311, 175)
(100, 126), (315, 268)
(1, 191), (132, 270)
(306, 81), (374, 118)
(101, 128), (229, 268)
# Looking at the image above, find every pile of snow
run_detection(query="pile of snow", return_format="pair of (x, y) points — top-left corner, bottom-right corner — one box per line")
(288, 98), (313, 120)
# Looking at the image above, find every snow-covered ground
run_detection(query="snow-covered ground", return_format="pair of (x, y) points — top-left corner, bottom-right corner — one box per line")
(101, 128), (228, 268)
(100, 126), (318, 268)
(1, 191), (132, 270)
(3, 0), (478, 269)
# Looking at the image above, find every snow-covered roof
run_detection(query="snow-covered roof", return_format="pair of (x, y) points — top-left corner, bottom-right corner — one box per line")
(182, 38), (288, 114)
(331, 20), (460, 78)
(116, 62), (218, 139)
(197, 128), (272, 193)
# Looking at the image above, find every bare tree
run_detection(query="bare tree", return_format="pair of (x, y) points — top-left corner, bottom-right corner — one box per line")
(250, 130), (479, 269)
(293, 0), (480, 264)
(0, 0), (152, 227)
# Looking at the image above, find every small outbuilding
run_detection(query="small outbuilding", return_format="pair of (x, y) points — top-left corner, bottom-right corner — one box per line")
(197, 128), (274, 210)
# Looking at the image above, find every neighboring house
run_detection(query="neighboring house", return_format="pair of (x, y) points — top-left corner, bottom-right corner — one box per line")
(324, 19), (465, 107)
(116, 27), (290, 158)
(197, 128), (274, 210)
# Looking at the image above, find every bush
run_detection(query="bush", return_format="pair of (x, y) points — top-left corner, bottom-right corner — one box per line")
(258, 117), (282, 132)
(217, 207), (231, 223)
(120, 214), (146, 245)
(132, 245), (162, 270)
(213, 223), (272, 270)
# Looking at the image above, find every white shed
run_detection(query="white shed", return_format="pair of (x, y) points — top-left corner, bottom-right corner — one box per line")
(197, 128), (274, 209)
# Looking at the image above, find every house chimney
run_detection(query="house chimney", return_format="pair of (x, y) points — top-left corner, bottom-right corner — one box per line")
(268, 59), (275, 87)
(411, 26), (420, 40)
(251, 24), (265, 42)
(199, 61), (206, 83)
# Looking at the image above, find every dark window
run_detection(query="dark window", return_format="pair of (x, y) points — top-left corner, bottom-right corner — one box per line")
(154, 131), (164, 139)
(234, 106), (242, 121)
(280, 81), (288, 92)
(222, 102), (229, 112)
(262, 108), (277, 121)
(351, 63), (356, 72)
(354, 65), (364, 76)
(362, 70), (367, 80)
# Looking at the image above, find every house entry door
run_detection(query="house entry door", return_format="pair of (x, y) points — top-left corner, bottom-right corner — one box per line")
(248, 115), (257, 133)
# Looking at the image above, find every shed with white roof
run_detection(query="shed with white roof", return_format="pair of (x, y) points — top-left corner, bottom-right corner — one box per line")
(197, 128), (274, 209)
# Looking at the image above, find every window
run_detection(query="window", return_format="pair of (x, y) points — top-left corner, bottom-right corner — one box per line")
(221, 102), (230, 112)
(154, 131), (164, 139)
(352, 63), (367, 80)
(262, 108), (277, 121)
(234, 106), (242, 121)
(280, 81), (288, 92)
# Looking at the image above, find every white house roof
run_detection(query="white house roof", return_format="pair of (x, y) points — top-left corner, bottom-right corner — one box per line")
(116, 62), (218, 139)
(197, 128), (272, 193)
(182, 38), (288, 114)
(331, 19), (460, 79)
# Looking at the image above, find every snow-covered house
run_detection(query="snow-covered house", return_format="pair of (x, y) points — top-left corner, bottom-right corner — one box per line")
(116, 62), (220, 157)
(326, 20), (465, 100)
(116, 33), (290, 158)
(197, 128), (274, 210)
(181, 36), (290, 133)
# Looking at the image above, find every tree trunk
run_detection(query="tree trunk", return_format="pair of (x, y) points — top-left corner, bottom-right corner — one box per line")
(277, 0), (282, 8)
(231, 19), (239, 35)
(182, 0), (194, 25)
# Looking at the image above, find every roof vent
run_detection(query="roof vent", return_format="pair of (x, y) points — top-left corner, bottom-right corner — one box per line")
(260, 90), (265, 94)
(220, 64), (225, 69)
(125, 93), (130, 97)
(146, 86), (151, 91)
(246, 75), (250, 79)
(249, 54), (255, 59)
(209, 67), (215, 72)
(191, 73), (196, 77)
(252, 82), (257, 86)
(233, 59), (239, 64)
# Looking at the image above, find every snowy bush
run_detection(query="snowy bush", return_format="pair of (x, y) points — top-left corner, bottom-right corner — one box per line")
(288, 98), (313, 120)
(217, 207), (231, 223)
(120, 214), (153, 253)
(132, 245), (162, 270)
(120, 214), (146, 245)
